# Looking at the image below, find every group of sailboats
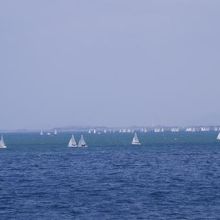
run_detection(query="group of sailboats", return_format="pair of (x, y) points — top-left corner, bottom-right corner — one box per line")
(68, 135), (88, 148)
(69, 132), (141, 147)
(2, 131), (220, 149)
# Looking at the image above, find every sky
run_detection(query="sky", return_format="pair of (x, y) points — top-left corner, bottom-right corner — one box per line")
(0, 0), (220, 129)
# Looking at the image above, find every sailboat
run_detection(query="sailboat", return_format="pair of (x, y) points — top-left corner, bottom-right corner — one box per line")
(132, 132), (141, 145)
(217, 132), (220, 140)
(40, 130), (44, 135)
(68, 135), (77, 147)
(78, 135), (88, 147)
(54, 129), (58, 135)
(0, 135), (7, 148)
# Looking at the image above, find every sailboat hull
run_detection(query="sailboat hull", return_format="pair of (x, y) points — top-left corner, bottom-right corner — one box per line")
(78, 145), (88, 147)
(132, 143), (141, 145)
(0, 146), (7, 149)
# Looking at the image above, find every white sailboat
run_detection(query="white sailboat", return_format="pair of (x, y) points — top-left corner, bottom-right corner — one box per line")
(132, 132), (141, 145)
(68, 135), (77, 147)
(40, 130), (44, 135)
(78, 135), (88, 147)
(54, 129), (58, 135)
(0, 135), (7, 148)
(217, 132), (220, 140)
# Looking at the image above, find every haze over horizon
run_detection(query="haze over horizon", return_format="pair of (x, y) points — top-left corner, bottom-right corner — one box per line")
(1, 0), (220, 130)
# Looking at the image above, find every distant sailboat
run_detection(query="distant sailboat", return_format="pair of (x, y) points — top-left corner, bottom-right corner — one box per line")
(132, 133), (141, 145)
(40, 130), (44, 135)
(78, 135), (88, 147)
(54, 129), (58, 135)
(0, 135), (7, 148)
(217, 133), (220, 140)
(68, 135), (77, 147)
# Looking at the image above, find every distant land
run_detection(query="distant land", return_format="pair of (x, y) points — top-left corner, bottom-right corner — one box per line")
(1, 125), (220, 133)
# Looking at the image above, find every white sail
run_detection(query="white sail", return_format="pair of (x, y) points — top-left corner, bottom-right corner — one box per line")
(0, 135), (7, 148)
(68, 135), (77, 147)
(78, 135), (88, 147)
(132, 132), (141, 145)
(217, 132), (220, 140)
(40, 130), (44, 135)
(54, 129), (58, 135)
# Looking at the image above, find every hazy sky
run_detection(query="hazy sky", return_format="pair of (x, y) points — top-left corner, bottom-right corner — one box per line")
(1, 0), (220, 129)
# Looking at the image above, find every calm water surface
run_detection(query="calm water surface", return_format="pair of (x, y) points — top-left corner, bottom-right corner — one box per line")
(0, 132), (220, 219)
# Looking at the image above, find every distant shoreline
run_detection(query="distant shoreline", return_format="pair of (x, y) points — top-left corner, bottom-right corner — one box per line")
(1, 125), (220, 133)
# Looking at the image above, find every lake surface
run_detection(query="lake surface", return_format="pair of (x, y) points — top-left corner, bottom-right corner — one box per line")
(1, 132), (220, 219)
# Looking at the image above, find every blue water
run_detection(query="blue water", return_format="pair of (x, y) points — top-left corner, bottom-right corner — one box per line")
(1, 132), (220, 219)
